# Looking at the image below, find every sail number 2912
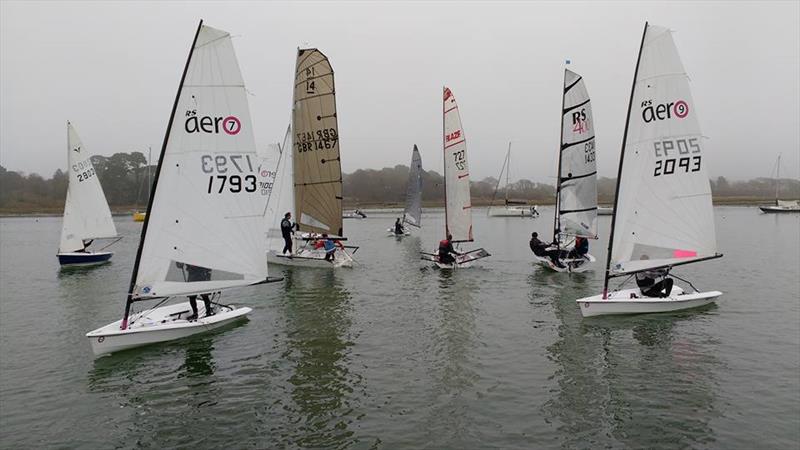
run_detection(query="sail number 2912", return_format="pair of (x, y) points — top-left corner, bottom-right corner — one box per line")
(201, 154), (257, 194)
(652, 138), (701, 177)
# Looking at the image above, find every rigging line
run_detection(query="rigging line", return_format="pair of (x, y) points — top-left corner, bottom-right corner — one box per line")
(563, 76), (583, 94)
(195, 33), (230, 49)
(561, 136), (594, 150)
(563, 98), (591, 115)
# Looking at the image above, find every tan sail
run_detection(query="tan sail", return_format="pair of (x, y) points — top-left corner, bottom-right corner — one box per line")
(292, 48), (343, 236)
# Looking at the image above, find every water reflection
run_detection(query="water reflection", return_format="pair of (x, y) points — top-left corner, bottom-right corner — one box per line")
(542, 280), (722, 448)
(277, 268), (360, 448)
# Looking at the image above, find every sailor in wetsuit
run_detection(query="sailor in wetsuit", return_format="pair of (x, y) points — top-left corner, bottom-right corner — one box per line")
(529, 232), (565, 268)
(634, 256), (674, 297)
(394, 218), (405, 235)
(438, 234), (460, 265)
(280, 212), (295, 255)
(177, 263), (214, 320)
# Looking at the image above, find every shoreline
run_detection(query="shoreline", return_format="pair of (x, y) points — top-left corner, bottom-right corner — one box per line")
(0, 197), (787, 217)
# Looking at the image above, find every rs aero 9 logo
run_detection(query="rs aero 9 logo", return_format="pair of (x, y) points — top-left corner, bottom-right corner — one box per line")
(184, 110), (241, 135)
(641, 99), (689, 123)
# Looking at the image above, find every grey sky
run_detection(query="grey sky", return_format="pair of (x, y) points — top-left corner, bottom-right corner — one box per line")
(2, 1), (798, 183)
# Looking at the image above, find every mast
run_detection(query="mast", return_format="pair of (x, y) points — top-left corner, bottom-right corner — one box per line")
(553, 68), (567, 242)
(505, 143), (511, 205)
(147, 145), (152, 197)
(121, 20), (203, 329)
(442, 85), (448, 238)
(602, 22), (648, 299)
(776, 154), (781, 204)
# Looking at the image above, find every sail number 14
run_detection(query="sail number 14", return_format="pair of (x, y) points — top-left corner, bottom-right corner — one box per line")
(652, 138), (702, 177)
(201, 154), (257, 194)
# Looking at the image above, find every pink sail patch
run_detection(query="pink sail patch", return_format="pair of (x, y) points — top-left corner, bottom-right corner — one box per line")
(673, 249), (697, 258)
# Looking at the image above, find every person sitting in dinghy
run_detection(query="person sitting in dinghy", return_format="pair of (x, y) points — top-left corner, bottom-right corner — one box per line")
(177, 262), (215, 320)
(529, 232), (565, 268)
(634, 256), (674, 298)
(438, 234), (461, 265)
(394, 218), (405, 235)
(569, 236), (589, 259)
(75, 239), (94, 253)
(314, 234), (344, 262)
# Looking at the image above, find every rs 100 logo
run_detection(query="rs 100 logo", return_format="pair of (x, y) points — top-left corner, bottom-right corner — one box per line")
(641, 99), (689, 123)
(185, 110), (241, 135)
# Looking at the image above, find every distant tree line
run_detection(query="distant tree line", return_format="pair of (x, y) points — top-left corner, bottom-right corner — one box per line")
(1, 152), (798, 212)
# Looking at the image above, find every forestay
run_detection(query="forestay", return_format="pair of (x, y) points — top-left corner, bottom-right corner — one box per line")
(610, 25), (717, 275)
(293, 48), (343, 237)
(443, 87), (473, 241)
(132, 25), (271, 299)
(403, 145), (423, 227)
(59, 122), (117, 253)
(557, 69), (598, 239)
(266, 125), (293, 252)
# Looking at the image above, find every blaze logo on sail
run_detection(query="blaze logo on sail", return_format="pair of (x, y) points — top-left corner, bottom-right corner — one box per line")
(641, 99), (689, 123)
(184, 110), (241, 135)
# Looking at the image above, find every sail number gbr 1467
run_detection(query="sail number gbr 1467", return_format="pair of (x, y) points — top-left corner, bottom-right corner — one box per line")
(652, 138), (702, 177)
(201, 154), (257, 194)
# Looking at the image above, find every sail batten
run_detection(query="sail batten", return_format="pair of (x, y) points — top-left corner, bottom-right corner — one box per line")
(607, 24), (719, 276)
(59, 122), (118, 253)
(442, 87), (473, 241)
(128, 23), (270, 302)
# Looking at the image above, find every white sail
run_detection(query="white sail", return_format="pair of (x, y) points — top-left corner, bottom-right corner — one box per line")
(403, 145), (423, 227)
(610, 25), (717, 274)
(59, 122), (117, 253)
(293, 48), (343, 237)
(266, 125), (294, 252)
(443, 87), (473, 241)
(132, 25), (270, 299)
(558, 69), (598, 239)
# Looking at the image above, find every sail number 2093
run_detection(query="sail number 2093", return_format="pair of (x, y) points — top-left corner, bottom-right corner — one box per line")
(652, 138), (702, 177)
(201, 154), (257, 194)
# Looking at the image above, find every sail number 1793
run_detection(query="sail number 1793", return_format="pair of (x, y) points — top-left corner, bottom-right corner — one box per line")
(652, 138), (702, 177)
(201, 154), (257, 194)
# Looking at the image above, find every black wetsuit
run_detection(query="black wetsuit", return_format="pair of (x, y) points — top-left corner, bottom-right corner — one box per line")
(394, 222), (404, 235)
(281, 218), (293, 254)
(186, 264), (213, 318)
(635, 270), (674, 297)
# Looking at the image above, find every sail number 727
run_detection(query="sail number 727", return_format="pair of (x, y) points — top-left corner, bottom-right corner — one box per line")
(201, 154), (257, 194)
(652, 138), (702, 177)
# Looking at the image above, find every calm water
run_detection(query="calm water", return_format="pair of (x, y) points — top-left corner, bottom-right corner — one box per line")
(0, 207), (798, 449)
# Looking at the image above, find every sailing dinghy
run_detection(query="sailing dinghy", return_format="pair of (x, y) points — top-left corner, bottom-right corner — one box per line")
(577, 23), (722, 317)
(86, 22), (281, 355)
(487, 143), (539, 218)
(266, 48), (358, 268)
(421, 87), (490, 268)
(387, 145), (423, 236)
(57, 122), (119, 266)
(534, 68), (598, 273)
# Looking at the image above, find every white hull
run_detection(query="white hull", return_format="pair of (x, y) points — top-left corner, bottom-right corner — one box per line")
(487, 206), (539, 217)
(576, 287), (721, 318)
(343, 211), (367, 219)
(86, 301), (252, 356)
(534, 253), (596, 273)
(386, 228), (410, 237)
(422, 247), (490, 269)
(267, 249), (353, 268)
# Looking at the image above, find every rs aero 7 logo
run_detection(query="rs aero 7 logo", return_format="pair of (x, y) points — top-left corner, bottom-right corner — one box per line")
(184, 110), (241, 135)
(641, 99), (689, 123)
